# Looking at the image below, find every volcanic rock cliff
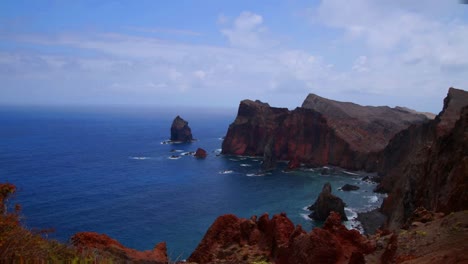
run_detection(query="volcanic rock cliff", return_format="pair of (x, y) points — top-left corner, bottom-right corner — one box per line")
(377, 88), (468, 229)
(222, 95), (428, 170)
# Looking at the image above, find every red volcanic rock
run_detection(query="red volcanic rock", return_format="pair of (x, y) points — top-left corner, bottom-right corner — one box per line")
(283, 212), (375, 264)
(222, 95), (427, 171)
(188, 211), (375, 264)
(194, 148), (207, 158)
(378, 87), (468, 229)
(170, 116), (193, 142)
(187, 213), (295, 264)
(71, 232), (168, 263)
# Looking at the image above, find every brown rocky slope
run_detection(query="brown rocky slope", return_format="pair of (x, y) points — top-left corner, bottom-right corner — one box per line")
(378, 88), (468, 229)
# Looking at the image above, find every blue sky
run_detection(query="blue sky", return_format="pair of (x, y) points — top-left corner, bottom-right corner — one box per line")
(1, 0), (467, 112)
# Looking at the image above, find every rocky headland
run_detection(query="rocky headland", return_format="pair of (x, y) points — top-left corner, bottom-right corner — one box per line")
(222, 94), (429, 171)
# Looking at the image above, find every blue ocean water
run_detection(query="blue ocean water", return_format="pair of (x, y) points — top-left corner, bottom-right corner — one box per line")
(0, 106), (384, 259)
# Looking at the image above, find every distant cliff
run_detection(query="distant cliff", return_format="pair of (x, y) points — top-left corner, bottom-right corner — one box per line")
(378, 88), (468, 229)
(222, 95), (429, 170)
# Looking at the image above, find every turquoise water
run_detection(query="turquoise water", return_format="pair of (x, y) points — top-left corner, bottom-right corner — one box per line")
(0, 106), (384, 259)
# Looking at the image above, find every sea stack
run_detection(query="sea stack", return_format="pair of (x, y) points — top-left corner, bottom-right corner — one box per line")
(308, 183), (348, 221)
(170, 116), (193, 142)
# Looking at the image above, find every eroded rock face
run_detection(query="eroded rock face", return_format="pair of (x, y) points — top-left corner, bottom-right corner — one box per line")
(222, 95), (428, 171)
(378, 87), (468, 229)
(170, 116), (193, 142)
(71, 232), (168, 263)
(308, 183), (348, 221)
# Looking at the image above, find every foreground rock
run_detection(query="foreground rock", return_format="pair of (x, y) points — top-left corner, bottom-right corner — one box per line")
(170, 116), (193, 142)
(194, 148), (207, 158)
(308, 183), (348, 221)
(222, 95), (428, 171)
(71, 232), (168, 263)
(187, 212), (295, 263)
(188, 212), (374, 264)
(377, 88), (468, 229)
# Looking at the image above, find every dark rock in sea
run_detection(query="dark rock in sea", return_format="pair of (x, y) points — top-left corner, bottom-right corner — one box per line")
(341, 184), (360, 191)
(222, 94), (428, 171)
(194, 148), (207, 158)
(71, 232), (168, 263)
(378, 87), (468, 229)
(308, 183), (348, 221)
(170, 115), (193, 142)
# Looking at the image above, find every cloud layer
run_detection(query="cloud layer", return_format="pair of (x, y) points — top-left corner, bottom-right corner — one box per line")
(1, 0), (467, 112)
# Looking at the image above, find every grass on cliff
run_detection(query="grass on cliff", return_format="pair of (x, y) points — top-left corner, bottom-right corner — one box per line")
(0, 183), (125, 263)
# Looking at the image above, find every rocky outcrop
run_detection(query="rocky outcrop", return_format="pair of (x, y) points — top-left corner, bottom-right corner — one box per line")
(170, 116), (193, 142)
(187, 212), (295, 264)
(194, 148), (207, 158)
(308, 183), (348, 221)
(71, 232), (168, 263)
(188, 212), (374, 264)
(378, 87), (468, 229)
(340, 184), (360, 191)
(286, 212), (375, 264)
(222, 95), (428, 171)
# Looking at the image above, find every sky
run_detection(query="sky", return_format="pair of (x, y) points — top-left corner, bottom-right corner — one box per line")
(1, 0), (467, 113)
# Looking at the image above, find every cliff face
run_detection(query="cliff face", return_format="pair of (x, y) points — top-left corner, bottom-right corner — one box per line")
(222, 100), (364, 169)
(222, 95), (428, 170)
(378, 88), (468, 229)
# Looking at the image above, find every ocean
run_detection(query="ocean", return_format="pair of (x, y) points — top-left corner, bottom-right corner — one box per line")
(0, 106), (385, 259)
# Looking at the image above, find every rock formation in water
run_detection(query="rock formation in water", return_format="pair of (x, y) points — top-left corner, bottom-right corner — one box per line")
(377, 87), (468, 229)
(308, 183), (348, 221)
(222, 95), (428, 171)
(71, 232), (168, 263)
(340, 184), (360, 191)
(194, 148), (207, 158)
(170, 116), (193, 142)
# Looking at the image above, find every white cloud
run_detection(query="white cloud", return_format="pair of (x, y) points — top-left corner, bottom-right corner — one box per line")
(0, 5), (467, 112)
(310, 0), (468, 103)
(220, 11), (268, 48)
